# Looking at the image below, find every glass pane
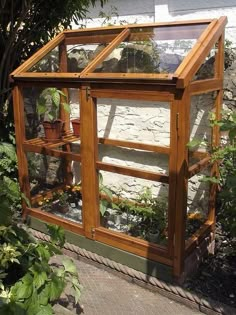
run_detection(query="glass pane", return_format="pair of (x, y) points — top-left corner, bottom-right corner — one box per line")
(189, 92), (215, 165)
(99, 171), (169, 247)
(186, 168), (211, 240)
(27, 152), (65, 196)
(193, 44), (217, 81)
(29, 47), (59, 72)
(67, 44), (108, 72)
(94, 24), (208, 74)
(97, 98), (170, 147)
(29, 153), (83, 224)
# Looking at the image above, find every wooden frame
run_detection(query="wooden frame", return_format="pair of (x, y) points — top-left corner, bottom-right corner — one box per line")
(11, 18), (226, 281)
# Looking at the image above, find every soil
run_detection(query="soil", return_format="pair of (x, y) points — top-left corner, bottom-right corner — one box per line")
(184, 223), (236, 308)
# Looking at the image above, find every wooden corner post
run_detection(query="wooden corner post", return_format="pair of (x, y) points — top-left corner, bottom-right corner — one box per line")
(12, 85), (31, 218)
(80, 85), (99, 239)
(173, 88), (190, 279)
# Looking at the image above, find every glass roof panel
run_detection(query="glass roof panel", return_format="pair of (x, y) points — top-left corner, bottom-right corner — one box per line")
(91, 24), (208, 74)
(27, 29), (123, 73)
(29, 47), (59, 72)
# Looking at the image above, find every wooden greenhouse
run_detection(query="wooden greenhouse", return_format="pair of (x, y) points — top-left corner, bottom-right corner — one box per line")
(11, 17), (227, 281)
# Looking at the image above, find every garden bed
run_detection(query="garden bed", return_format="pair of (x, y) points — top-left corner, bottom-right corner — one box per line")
(184, 222), (236, 308)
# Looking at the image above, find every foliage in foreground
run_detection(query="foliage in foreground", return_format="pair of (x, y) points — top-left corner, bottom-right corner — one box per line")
(0, 223), (81, 315)
(0, 141), (81, 314)
(212, 110), (236, 238)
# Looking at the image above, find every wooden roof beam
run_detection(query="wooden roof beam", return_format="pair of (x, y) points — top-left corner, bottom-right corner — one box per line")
(174, 16), (227, 88)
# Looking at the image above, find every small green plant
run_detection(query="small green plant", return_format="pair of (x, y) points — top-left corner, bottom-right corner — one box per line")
(196, 109), (236, 239)
(53, 190), (69, 207)
(116, 187), (168, 242)
(99, 173), (116, 217)
(37, 88), (70, 122)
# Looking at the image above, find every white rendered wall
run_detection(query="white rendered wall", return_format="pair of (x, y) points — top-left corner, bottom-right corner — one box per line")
(73, 0), (236, 45)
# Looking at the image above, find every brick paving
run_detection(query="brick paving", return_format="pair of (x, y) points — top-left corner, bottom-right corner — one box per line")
(56, 256), (203, 315)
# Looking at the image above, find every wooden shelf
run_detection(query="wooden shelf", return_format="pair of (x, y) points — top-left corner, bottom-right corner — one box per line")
(23, 133), (81, 161)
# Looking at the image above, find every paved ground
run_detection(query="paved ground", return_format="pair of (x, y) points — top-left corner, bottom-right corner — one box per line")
(54, 256), (203, 315)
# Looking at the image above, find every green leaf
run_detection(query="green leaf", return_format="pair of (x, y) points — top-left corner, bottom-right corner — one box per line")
(35, 244), (51, 262)
(47, 113), (54, 122)
(21, 193), (31, 207)
(62, 102), (70, 113)
(99, 201), (107, 216)
(51, 90), (60, 107)
(37, 103), (47, 115)
(229, 128), (236, 142)
(35, 304), (53, 315)
(37, 284), (50, 306)
(101, 186), (113, 200)
(72, 284), (81, 304)
(46, 242), (62, 256)
(46, 224), (65, 247)
(26, 301), (41, 315)
(187, 139), (207, 149)
(62, 258), (77, 274)
(0, 199), (13, 225)
(48, 275), (65, 301)
(0, 142), (17, 161)
(11, 274), (33, 300)
(30, 264), (48, 289)
(200, 175), (220, 184)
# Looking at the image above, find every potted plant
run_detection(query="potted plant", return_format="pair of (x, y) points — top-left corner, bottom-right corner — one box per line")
(71, 118), (81, 137)
(52, 190), (70, 214)
(37, 87), (70, 141)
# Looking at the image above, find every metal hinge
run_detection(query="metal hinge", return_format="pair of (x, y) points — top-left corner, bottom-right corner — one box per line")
(91, 227), (96, 239)
(176, 113), (179, 130)
(86, 86), (91, 101)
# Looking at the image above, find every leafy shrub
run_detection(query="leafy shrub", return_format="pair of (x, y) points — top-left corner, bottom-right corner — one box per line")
(0, 223), (81, 315)
(0, 142), (81, 314)
(213, 110), (236, 238)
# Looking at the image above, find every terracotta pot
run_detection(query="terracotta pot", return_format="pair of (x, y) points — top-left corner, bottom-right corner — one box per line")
(43, 119), (64, 141)
(71, 118), (80, 137)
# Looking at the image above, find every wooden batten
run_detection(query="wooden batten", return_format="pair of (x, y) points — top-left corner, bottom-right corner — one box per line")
(94, 228), (172, 266)
(27, 208), (84, 235)
(63, 19), (213, 36)
(91, 88), (174, 101)
(98, 138), (170, 154)
(64, 34), (119, 45)
(80, 28), (130, 76)
(189, 79), (222, 95)
(80, 87), (99, 238)
(96, 161), (169, 184)
(82, 72), (174, 81)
